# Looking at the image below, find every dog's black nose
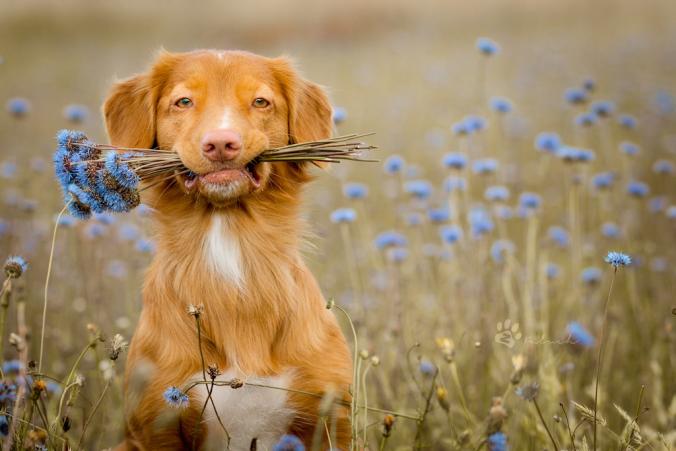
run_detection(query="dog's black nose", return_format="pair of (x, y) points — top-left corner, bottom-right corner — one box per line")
(201, 129), (242, 162)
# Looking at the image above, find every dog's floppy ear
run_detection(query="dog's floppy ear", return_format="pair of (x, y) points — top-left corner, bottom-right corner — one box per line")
(272, 57), (333, 145)
(103, 74), (156, 148)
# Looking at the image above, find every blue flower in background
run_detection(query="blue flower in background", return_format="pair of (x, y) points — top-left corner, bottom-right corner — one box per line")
(605, 251), (631, 268)
(387, 247), (409, 263)
(93, 212), (116, 225)
(273, 434), (305, 451)
(476, 37), (500, 56)
(494, 205), (513, 220)
(581, 267), (602, 284)
(84, 223), (106, 239)
(484, 185), (510, 202)
(601, 222), (620, 238)
(618, 114), (637, 129)
(619, 141), (640, 156)
(442, 153), (467, 170)
(135, 239), (156, 254)
(163, 386), (189, 409)
(2, 360), (21, 375)
(343, 182), (368, 199)
(63, 104), (89, 123)
(583, 78), (596, 92)
(649, 196), (667, 213)
(574, 112), (597, 127)
(428, 207), (450, 223)
(654, 90), (674, 114)
(488, 431), (508, 451)
(6, 97), (30, 118)
(0, 382), (16, 405)
(106, 260), (128, 278)
(469, 208), (494, 237)
(136, 203), (154, 217)
(548, 226), (569, 248)
(0, 415), (8, 437)
(627, 181), (649, 198)
(0, 219), (8, 237)
(546, 263), (560, 279)
(0, 162), (17, 179)
(451, 121), (470, 136)
(118, 223), (139, 241)
(651, 257), (667, 272)
(332, 106), (347, 125)
(666, 206), (676, 219)
(591, 100), (615, 117)
(406, 213), (423, 227)
(330, 208), (357, 224)
(419, 360), (436, 375)
(653, 159), (673, 174)
(56, 214), (77, 228)
(472, 159), (498, 175)
(592, 172), (614, 189)
(463, 115), (487, 132)
(534, 132), (561, 153)
(490, 240), (515, 264)
(443, 176), (466, 193)
(519, 192), (541, 210)
(404, 180), (433, 200)
(564, 87), (588, 105)
(383, 155), (405, 174)
(439, 225), (463, 244)
(566, 321), (595, 347)
(490, 96), (513, 113)
(374, 231), (407, 250)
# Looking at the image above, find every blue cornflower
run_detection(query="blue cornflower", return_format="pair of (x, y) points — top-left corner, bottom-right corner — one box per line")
(332, 106), (347, 125)
(343, 182), (368, 200)
(66, 183), (103, 218)
(135, 239), (156, 254)
(618, 114), (637, 129)
(591, 100), (615, 117)
(627, 181), (649, 198)
(574, 112), (597, 127)
(136, 203), (154, 217)
(667, 206), (676, 219)
(469, 208), (494, 237)
(163, 386), (189, 409)
(419, 360), (436, 376)
(451, 121), (470, 136)
(592, 172), (614, 190)
(330, 208), (357, 224)
(653, 159), (673, 174)
(472, 158), (498, 175)
(0, 219), (8, 237)
(583, 78), (596, 92)
(104, 152), (139, 190)
(519, 192), (541, 210)
(383, 155), (405, 174)
(581, 267), (602, 284)
(601, 222), (620, 238)
(654, 90), (674, 114)
(406, 213), (424, 227)
(566, 321), (595, 347)
(548, 226), (569, 248)
(94, 212), (116, 225)
(0, 382), (16, 404)
(476, 37), (500, 56)
(490, 240), (515, 264)
(487, 431), (508, 451)
(534, 132), (561, 153)
(494, 205), (513, 220)
(619, 141), (640, 156)
(489, 96), (512, 113)
(404, 180), (433, 200)
(557, 147), (594, 163)
(564, 88), (588, 105)
(442, 152), (467, 170)
(106, 260), (128, 279)
(439, 225), (463, 244)
(605, 251), (631, 268)
(84, 223), (106, 239)
(484, 185), (510, 202)
(463, 115), (487, 132)
(6, 97), (30, 118)
(428, 207), (450, 223)
(546, 263), (560, 279)
(0, 415), (8, 437)
(56, 214), (77, 227)
(63, 104), (89, 123)
(118, 223), (139, 241)
(2, 360), (22, 374)
(374, 231), (407, 250)
(387, 247), (408, 263)
(273, 434), (305, 451)
(96, 171), (141, 212)
(3, 256), (28, 279)
(649, 196), (667, 213)
(0, 162), (17, 179)
(443, 176), (466, 193)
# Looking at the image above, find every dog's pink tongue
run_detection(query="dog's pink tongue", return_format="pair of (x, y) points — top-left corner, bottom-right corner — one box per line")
(201, 168), (245, 184)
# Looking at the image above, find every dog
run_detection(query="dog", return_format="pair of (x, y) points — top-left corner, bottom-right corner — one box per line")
(103, 49), (352, 450)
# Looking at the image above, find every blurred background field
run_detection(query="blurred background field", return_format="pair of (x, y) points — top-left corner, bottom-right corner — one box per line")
(0, 0), (675, 449)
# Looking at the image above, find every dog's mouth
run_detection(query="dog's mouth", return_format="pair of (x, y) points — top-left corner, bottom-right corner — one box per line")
(183, 161), (261, 190)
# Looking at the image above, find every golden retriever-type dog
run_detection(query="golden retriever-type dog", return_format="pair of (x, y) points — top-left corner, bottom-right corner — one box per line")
(103, 49), (352, 450)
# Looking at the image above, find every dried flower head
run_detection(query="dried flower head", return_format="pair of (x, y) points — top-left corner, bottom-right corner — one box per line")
(108, 334), (128, 361)
(187, 304), (204, 318)
(436, 386), (450, 412)
(230, 378), (244, 389)
(515, 382), (540, 401)
(4, 256), (28, 279)
(382, 414), (395, 437)
(207, 364), (221, 380)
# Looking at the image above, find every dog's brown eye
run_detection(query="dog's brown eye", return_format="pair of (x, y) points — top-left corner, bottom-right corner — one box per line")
(252, 98), (270, 108)
(175, 97), (193, 108)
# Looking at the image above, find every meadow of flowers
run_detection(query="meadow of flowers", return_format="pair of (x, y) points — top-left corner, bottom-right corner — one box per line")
(0, 1), (674, 449)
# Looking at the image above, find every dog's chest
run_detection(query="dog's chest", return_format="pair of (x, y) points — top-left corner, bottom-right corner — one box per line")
(190, 369), (295, 451)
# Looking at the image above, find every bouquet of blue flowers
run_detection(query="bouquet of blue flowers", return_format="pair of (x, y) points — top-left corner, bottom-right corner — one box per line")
(53, 130), (375, 220)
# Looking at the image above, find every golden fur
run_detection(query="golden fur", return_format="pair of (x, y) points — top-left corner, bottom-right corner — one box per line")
(103, 50), (351, 450)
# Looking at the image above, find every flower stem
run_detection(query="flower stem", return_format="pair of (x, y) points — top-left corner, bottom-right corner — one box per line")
(533, 398), (559, 451)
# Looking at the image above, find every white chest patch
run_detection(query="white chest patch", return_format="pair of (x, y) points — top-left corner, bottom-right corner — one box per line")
(191, 369), (296, 451)
(203, 214), (244, 288)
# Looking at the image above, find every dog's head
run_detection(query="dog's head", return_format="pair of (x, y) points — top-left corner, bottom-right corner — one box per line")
(103, 50), (332, 207)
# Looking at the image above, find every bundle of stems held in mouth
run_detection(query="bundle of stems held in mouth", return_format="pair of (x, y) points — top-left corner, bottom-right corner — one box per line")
(76, 133), (377, 183)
